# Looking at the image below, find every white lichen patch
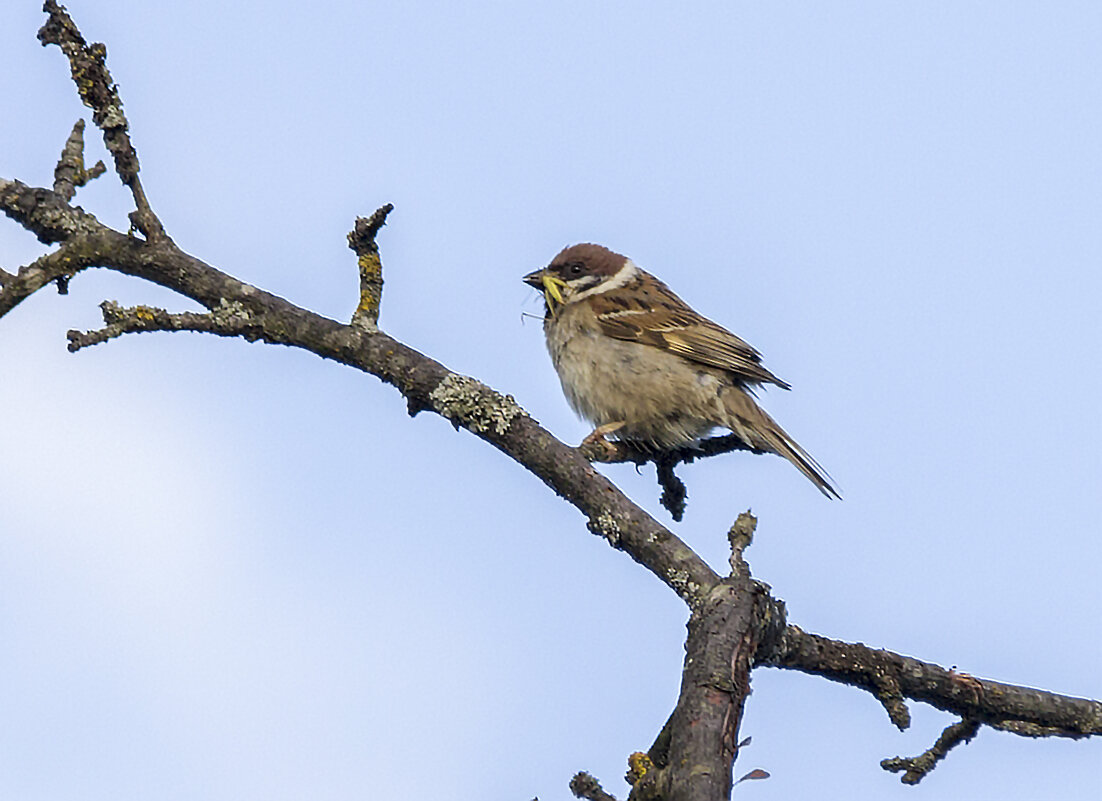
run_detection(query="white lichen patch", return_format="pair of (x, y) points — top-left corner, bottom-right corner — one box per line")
(667, 569), (703, 607)
(588, 510), (621, 547)
(212, 298), (251, 324)
(428, 373), (527, 436)
(100, 106), (127, 128)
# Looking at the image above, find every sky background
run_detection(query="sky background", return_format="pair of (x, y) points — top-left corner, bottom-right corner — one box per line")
(1, 2), (1099, 799)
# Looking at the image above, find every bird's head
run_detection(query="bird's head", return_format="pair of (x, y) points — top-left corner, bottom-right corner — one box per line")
(523, 243), (633, 315)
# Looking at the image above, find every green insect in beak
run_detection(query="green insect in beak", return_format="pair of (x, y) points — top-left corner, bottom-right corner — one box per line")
(540, 272), (568, 314)
(524, 268), (570, 317)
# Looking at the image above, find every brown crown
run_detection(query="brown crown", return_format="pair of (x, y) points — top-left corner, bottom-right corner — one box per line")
(550, 243), (628, 276)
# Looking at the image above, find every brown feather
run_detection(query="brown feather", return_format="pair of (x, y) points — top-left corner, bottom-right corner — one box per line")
(720, 387), (841, 499)
(591, 272), (791, 389)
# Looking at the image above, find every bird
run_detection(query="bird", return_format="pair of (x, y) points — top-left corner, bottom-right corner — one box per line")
(523, 243), (839, 498)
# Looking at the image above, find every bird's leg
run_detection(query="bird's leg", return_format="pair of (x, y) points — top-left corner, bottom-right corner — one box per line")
(579, 421), (626, 461)
(584, 420), (626, 443)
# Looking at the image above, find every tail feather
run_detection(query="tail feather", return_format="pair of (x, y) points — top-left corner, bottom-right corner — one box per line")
(720, 387), (841, 499)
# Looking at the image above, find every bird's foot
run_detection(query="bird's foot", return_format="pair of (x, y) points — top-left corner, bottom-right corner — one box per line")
(578, 421), (625, 462)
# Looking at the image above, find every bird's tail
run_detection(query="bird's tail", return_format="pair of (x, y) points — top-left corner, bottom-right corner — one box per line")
(720, 387), (841, 499)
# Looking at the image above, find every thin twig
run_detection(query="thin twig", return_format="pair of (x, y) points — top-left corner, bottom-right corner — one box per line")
(569, 772), (618, 801)
(655, 455), (688, 521)
(881, 718), (981, 784)
(587, 432), (765, 466)
(727, 511), (757, 576)
(347, 203), (393, 330)
(67, 299), (261, 352)
(0, 237), (98, 317)
(53, 119), (106, 201)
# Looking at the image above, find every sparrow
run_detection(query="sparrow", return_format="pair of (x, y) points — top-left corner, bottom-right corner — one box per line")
(523, 243), (839, 498)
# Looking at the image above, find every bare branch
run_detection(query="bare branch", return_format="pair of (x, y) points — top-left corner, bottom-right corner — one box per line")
(881, 718), (981, 785)
(570, 772), (619, 801)
(654, 456), (688, 521)
(588, 434), (768, 520)
(0, 177), (105, 245)
(759, 625), (1102, 737)
(38, 0), (164, 240)
(66, 299), (260, 352)
(0, 233), (103, 317)
(53, 119), (105, 201)
(727, 511), (756, 576)
(347, 203), (394, 331)
(634, 568), (787, 801)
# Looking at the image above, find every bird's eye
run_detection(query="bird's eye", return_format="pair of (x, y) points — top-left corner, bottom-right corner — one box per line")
(568, 262), (584, 276)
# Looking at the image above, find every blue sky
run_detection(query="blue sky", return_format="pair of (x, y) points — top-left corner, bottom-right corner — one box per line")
(1, 2), (1099, 799)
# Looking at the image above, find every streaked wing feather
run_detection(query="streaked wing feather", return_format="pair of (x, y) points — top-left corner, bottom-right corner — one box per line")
(592, 278), (790, 388)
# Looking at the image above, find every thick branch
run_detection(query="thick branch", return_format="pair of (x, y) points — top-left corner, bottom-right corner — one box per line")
(630, 515), (786, 801)
(1, 178), (105, 245)
(759, 625), (1102, 737)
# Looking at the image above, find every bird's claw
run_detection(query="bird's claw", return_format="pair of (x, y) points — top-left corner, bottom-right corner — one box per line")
(578, 422), (625, 462)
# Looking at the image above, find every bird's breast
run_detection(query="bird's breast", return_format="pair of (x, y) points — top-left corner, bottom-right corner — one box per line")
(543, 304), (726, 447)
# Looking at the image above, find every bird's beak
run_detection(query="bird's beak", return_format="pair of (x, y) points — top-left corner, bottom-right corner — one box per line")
(522, 268), (546, 290)
(523, 268), (568, 310)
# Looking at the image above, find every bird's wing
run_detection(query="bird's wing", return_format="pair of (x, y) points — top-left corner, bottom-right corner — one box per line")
(590, 275), (791, 389)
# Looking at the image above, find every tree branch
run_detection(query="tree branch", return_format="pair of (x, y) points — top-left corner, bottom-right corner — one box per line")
(758, 624), (1101, 782)
(347, 204), (393, 331)
(53, 119), (105, 202)
(66, 299), (262, 352)
(3, 7), (1098, 800)
(571, 772), (620, 801)
(759, 626), (1102, 737)
(38, 0), (164, 240)
(0, 175), (719, 609)
(627, 514), (785, 801)
(586, 434), (768, 521)
(881, 718), (980, 785)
